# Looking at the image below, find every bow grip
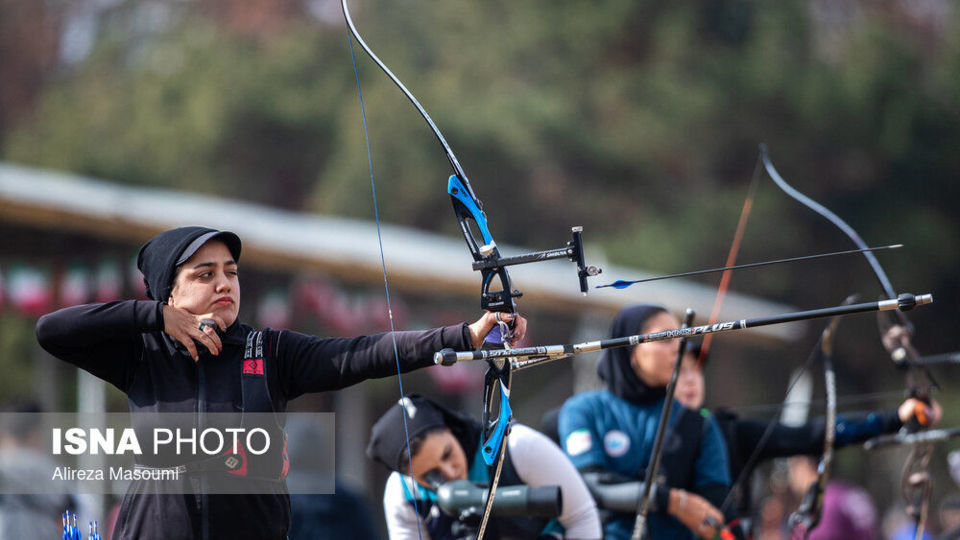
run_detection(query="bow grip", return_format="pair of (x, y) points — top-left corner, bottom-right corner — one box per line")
(484, 316), (518, 346)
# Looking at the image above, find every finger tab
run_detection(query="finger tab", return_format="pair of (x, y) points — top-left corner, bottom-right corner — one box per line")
(914, 402), (929, 425)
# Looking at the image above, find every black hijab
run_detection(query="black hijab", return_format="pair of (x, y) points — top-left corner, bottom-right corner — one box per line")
(366, 394), (481, 474)
(137, 227), (241, 301)
(596, 303), (670, 405)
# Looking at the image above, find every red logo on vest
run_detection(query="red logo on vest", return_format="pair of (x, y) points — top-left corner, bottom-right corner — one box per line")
(243, 359), (264, 375)
(224, 441), (248, 476)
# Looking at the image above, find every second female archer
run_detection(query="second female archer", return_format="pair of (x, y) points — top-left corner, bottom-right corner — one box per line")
(558, 304), (730, 540)
(367, 394), (603, 540)
(35, 226), (527, 540)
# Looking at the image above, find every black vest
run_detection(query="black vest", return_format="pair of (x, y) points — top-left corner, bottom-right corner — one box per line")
(228, 330), (289, 481)
(656, 407), (708, 491)
(145, 330), (290, 484)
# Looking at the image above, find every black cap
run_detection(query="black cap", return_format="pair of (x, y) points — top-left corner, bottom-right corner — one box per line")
(137, 227), (241, 301)
(366, 395), (448, 473)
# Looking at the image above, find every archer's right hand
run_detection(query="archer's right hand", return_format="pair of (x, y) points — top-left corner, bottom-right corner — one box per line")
(668, 489), (724, 539)
(162, 304), (226, 361)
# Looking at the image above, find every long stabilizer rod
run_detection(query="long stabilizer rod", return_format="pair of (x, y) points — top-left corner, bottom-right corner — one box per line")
(916, 351), (960, 366)
(435, 294), (933, 368)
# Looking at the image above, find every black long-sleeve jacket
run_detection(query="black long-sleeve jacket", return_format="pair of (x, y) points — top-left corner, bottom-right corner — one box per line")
(714, 406), (902, 516)
(36, 300), (472, 540)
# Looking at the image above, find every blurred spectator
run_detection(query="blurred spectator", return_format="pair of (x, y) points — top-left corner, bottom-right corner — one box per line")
(757, 494), (788, 540)
(938, 495), (960, 539)
(882, 504), (932, 540)
(888, 521), (933, 540)
(786, 456), (879, 539)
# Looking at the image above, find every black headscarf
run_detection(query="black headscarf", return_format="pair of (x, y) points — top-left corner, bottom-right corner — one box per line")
(366, 394), (481, 474)
(596, 303), (670, 405)
(137, 227), (242, 301)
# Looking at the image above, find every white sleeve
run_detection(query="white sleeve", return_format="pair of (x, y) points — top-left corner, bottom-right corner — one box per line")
(507, 424), (603, 539)
(382, 472), (432, 540)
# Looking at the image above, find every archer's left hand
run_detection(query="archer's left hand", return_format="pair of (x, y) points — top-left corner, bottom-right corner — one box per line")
(468, 312), (527, 348)
(899, 397), (942, 427)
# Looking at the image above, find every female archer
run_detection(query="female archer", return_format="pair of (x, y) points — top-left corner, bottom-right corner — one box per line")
(36, 226), (526, 540)
(367, 394), (603, 539)
(558, 304), (730, 540)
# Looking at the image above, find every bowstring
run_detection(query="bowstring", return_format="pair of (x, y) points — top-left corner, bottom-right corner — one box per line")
(346, 30), (425, 540)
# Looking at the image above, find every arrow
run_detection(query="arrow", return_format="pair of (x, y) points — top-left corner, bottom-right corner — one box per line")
(597, 244), (902, 289)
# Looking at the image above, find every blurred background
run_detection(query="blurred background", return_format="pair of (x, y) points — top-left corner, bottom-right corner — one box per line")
(0, 0), (957, 538)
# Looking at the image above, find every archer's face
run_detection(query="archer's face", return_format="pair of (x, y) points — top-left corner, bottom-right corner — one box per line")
(409, 429), (468, 489)
(787, 456), (818, 496)
(676, 353), (705, 409)
(630, 311), (681, 388)
(168, 240), (240, 327)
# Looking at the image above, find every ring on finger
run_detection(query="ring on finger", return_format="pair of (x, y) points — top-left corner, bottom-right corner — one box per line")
(199, 319), (217, 332)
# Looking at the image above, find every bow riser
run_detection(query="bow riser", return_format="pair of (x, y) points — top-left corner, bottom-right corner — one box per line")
(788, 294), (856, 538)
(481, 372), (513, 466)
(476, 343), (514, 539)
